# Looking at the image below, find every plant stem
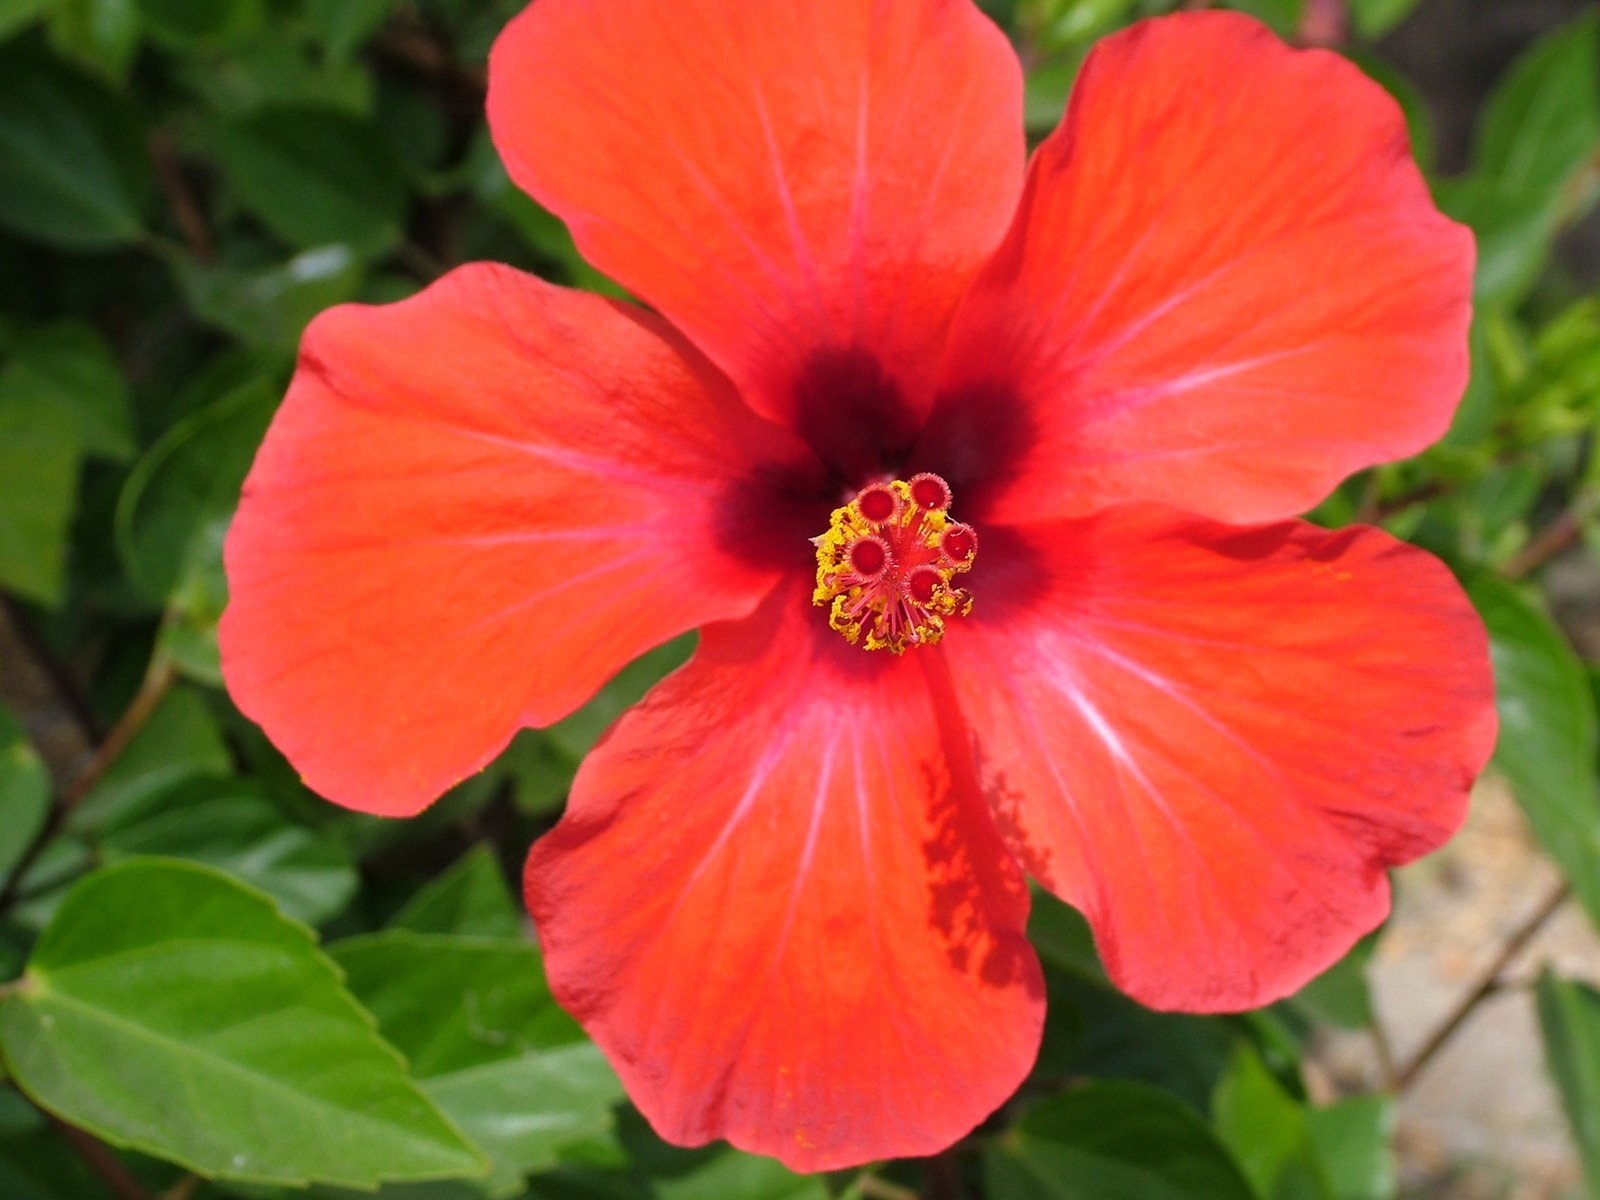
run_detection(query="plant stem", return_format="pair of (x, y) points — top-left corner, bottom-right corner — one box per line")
(925, 1150), (963, 1200)
(1503, 502), (1589, 580)
(0, 595), (99, 777)
(66, 655), (177, 808)
(44, 1111), (156, 1200)
(149, 130), (213, 263)
(0, 654), (175, 914)
(855, 1177), (922, 1200)
(1373, 479), (1446, 522)
(1298, 0), (1348, 47)
(1369, 1012), (1398, 1090)
(1393, 879), (1571, 1092)
(372, 25), (486, 90)
(396, 240), (448, 280)
(1353, 470), (1383, 525)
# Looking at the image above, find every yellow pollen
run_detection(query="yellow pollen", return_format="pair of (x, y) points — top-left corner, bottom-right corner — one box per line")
(811, 475), (976, 654)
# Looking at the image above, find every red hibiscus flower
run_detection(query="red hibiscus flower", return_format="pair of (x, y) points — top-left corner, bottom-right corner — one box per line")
(220, 0), (1498, 1172)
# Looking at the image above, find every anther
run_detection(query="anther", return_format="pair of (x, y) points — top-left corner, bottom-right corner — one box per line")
(849, 537), (889, 577)
(942, 524), (977, 565)
(906, 567), (941, 605)
(908, 473), (951, 511)
(857, 485), (898, 523)
(811, 474), (976, 654)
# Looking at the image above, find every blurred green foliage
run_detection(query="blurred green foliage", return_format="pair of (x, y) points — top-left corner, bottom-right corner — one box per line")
(0, 0), (1599, 1198)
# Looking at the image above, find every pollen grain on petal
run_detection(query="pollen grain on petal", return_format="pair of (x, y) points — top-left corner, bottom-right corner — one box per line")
(811, 475), (976, 654)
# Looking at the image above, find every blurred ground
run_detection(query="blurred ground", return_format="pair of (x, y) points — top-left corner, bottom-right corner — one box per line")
(1328, 2), (1600, 1190)
(1306, 538), (1600, 1198)
(1311, 773), (1600, 1200)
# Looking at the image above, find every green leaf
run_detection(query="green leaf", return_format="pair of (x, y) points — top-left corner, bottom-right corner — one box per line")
(1039, 962), (1238, 1112)
(0, 0), (50, 44)
(136, 0), (261, 47)
(115, 380), (275, 604)
(1024, 61), (1076, 138)
(0, 859), (486, 1187)
(547, 636), (694, 761)
(376, 77), (450, 174)
(7, 836), (93, 934)
(172, 245), (364, 351)
(1350, 0), (1419, 38)
(1028, 894), (1243, 1105)
(1467, 575), (1600, 930)
(1213, 1047), (1393, 1200)
(1028, 890), (1102, 979)
(0, 704), (48, 884)
(525, 1141), (825, 1200)
(154, 528), (228, 685)
(98, 779), (358, 926)
(986, 1081), (1257, 1200)
(1442, 314), (1498, 447)
(0, 382), (80, 604)
(1537, 971), (1600, 1198)
(1212, 1044), (1310, 1200)
(1037, 0), (1143, 49)
(0, 41), (148, 247)
(465, 139), (622, 298)
(333, 931), (622, 1197)
(46, 0), (141, 81)
(175, 38), (373, 118)
(0, 1086), (116, 1200)
(655, 1153), (828, 1200)
(390, 845), (521, 939)
(1285, 935), (1375, 1031)
(1220, 0), (1303, 35)
(1528, 299), (1600, 436)
(497, 732), (576, 818)
(1443, 12), (1600, 305)
(1353, 54), (1434, 176)
(0, 322), (134, 461)
(306, 0), (398, 62)
(214, 105), (409, 258)
(1476, 13), (1600, 198)
(1440, 175), (1567, 307)
(1305, 1097), (1394, 1200)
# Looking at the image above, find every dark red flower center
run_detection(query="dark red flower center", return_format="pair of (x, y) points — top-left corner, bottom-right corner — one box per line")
(811, 473), (977, 654)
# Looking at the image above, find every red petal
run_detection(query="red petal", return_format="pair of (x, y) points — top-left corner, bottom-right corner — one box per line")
(933, 12), (1472, 525)
(487, 0), (1023, 425)
(525, 585), (1043, 1169)
(945, 507), (1496, 1011)
(221, 264), (802, 816)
